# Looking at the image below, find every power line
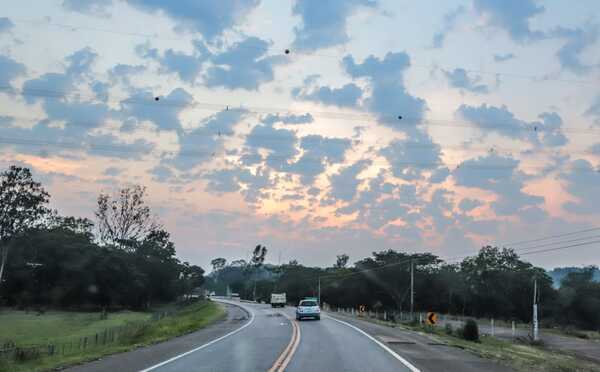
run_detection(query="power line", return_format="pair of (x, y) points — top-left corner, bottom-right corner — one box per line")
(2, 135), (598, 173)
(520, 239), (600, 257)
(3, 85), (600, 137)
(502, 226), (600, 247)
(6, 116), (600, 157)
(11, 18), (600, 86)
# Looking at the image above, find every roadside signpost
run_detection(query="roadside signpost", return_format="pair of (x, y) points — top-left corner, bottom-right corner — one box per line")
(426, 312), (437, 325)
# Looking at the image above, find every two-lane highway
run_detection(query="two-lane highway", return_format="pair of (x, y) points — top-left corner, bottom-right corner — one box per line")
(142, 300), (415, 372)
(71, 300), (510, 371)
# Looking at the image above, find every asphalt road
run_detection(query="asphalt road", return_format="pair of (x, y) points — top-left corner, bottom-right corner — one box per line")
(71, 300), (512, 372)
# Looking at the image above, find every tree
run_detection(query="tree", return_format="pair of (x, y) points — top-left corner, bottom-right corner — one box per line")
(334, 254), (349, 269)
(95, 185), (160, 250)
(211, 258), (227, 272)
(251, 244), (267, 268)
(250, 244), (267, 300)
(0, 166), (50, 287)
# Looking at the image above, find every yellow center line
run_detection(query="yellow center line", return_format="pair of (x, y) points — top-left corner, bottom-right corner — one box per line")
(268, 312), (301, 372)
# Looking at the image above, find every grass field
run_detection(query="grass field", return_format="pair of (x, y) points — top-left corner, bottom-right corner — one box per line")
(0, 310), (151, 345)
(0, 300), (225, 372)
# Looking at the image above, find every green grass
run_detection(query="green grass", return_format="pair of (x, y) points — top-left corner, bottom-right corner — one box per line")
(0, 309), (151, 345)
(405, 323), (600, 372)
(0, 300), (226, 372)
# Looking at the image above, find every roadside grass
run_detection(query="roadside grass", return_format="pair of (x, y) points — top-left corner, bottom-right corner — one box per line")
(405, 324), (600, 372)
(0, 309), (151, 345)
(0, 300), (225, 372)
(331, 312), (600, 372)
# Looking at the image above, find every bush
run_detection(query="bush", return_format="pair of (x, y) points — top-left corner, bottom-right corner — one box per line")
(444, 323), (453, 335)
(462, 319), (479, 341)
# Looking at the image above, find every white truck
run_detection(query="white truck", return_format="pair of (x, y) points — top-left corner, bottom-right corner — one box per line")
(270, 293), (286, 308)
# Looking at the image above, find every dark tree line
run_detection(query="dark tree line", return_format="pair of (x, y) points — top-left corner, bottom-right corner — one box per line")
(0, 166), (204, 310)
(208, 246), (600, 330)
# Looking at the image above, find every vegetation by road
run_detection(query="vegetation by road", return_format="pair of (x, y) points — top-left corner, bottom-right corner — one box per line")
(0, 300), (225, 372)
(208, 246), (600, 332)
(408, 323), (600, 372)
(0, 309), (150, 345)
(0, 165), (205, 311)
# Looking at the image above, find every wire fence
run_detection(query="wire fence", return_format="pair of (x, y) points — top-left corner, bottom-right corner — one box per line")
(326, 305), (532, 340)
(0, 310), (173, 362)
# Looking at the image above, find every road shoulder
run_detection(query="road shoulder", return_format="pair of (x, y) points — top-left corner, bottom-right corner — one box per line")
(66, 302), (249, 372)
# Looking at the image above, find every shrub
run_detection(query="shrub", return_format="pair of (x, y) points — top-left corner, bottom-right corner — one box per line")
(444, 323), (453, 335)
(462, 319), (479, 341)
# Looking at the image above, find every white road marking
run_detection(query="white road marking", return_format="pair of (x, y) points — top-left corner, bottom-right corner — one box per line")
(139, 300), (255, 372)
(325, 315), (421, 372)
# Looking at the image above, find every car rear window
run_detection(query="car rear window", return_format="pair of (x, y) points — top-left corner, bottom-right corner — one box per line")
(300, 301), (317, 307)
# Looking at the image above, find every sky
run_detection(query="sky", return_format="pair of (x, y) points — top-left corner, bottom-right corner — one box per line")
(1, 0), (600, 271)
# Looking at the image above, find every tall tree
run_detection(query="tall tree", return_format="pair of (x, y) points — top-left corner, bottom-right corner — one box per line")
(211, 257), (227, 272)
(95, 185), (160, 250)
(250, 244), (267, 300)
(334, 254), (349, 268)
(0, 166), (50, 287)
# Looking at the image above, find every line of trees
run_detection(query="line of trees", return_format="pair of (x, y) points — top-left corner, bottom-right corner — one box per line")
(0, 165), (204, 310)
(207, 247), (600, 330)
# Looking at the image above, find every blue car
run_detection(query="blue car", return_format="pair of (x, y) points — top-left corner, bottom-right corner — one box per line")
(296, 299), (320, 320)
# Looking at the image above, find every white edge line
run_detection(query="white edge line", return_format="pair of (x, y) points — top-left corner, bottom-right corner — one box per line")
(325, 315), (421, 372)
(139, 300), (255, 372)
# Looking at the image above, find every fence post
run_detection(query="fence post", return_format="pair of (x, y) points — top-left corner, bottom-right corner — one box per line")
(491, 318), (495, 337)
(512, 321), (516, 339)
(84, 337), (88, 350)
(384, 311), (387, 321)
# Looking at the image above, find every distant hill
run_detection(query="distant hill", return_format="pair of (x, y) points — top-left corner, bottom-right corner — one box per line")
(547, 267), (600, 288)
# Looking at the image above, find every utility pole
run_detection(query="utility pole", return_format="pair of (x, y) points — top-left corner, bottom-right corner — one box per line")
(410, 259), (414, 319)
(532, 277), (539, 341)
(318, 276), (321, 306)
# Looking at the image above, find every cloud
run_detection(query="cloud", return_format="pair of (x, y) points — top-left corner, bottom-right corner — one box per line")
(262, 113), (314, 126)
(453, 153), (544, 216)
(292, 82), (363, 108)
(108, 63), (146, 86)
(103, 167), (123, 176)
(287, 135), (351, 184)
(432, 6), (465, 48)
(494, 53), (515, 62)
(343, 52), (426, 131)
(551, 25), (599, 75)
(86, 133), (154, 160)
(0, 17), (14, 33)
(561, 159), (600, 214)
(204, 37), (284, 90)
(136, 42), (206, 84)
(126, 0), (260, 39)
(473, 0), (544, 42)
(585, 95), (600, 125)
(120, 88), (192, 132)
(329, 160), (371, 201)
(380, 133), (443, 181)
(0, 54), (26, 89)
(139, 37), (283, 89)
(245, 122), (298, 170)
(457, 104), (567, 147)
(171, 108), (248, 170)
(444, 68), (489, 94)
(459, 198), (483, 212)
(292, 0), (377, 51)
(204, 169), (243, 193)
(62, 0), (112, 15)
(22, 47), (98, 104)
